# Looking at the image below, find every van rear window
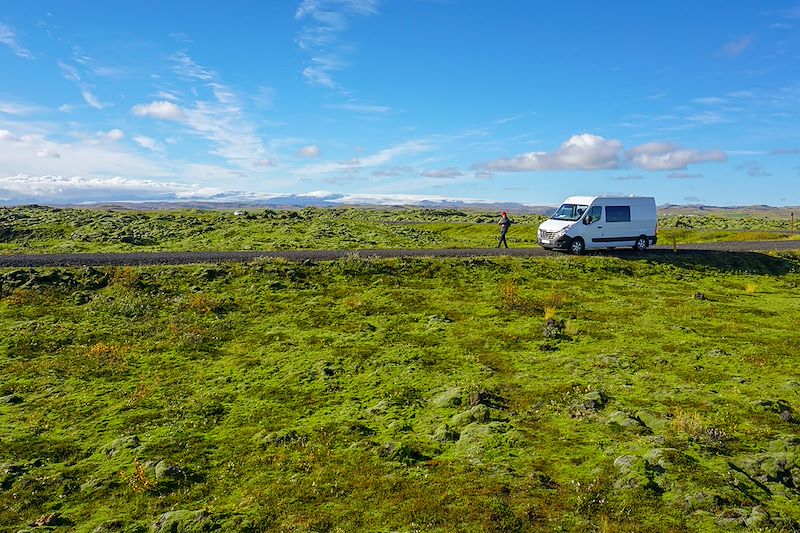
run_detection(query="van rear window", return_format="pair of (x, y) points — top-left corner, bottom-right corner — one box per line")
(606, 206), (631, 222)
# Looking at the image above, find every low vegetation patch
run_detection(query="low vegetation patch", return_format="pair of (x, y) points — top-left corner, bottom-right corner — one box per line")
(1, 252), (799, 531)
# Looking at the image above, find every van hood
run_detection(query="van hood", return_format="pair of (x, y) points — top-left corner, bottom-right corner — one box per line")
(539, 219), (574, 232)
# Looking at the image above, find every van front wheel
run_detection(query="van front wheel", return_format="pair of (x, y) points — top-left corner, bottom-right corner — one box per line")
(570, 238), (585, 255)
(633, 236), (648, 251)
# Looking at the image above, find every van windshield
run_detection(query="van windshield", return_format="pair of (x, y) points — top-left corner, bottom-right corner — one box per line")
(551, 203), (589, 221)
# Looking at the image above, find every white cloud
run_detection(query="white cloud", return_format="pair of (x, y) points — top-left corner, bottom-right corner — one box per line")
(611, 174), (644, 181)
(478, 134), (623, 172)
(420, 167), (463, 178)
(717, 35), (753, 58)
(627, 142), (726, 170)
(132, 135), (164, 153)
(36, 148), (60, 158)
(101, 129), (126, 142)
(0, 129), (21, 142)
(298, 145), (321, 157)
(253, 158), (275, 167)
(131, 100), (186, 120)
(0, 174), (223, 202)
(0, 127), (170, 179)
(58, 104), (75, 113)
(0, 23), (34, 59)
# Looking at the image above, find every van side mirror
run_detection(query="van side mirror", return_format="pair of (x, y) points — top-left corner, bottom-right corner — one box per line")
(583, 217), (590, 225)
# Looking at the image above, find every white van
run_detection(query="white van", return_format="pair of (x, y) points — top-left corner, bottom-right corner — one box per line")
(537, 196), (657, 254)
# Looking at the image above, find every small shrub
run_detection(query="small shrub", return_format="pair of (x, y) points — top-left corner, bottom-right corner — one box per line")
(744, 282), (758, 294)
(543, 307), (557, 320)
(500, 281), (519, 309)
(109, 267), (140, 288)
(669, 409), (704, 439)
(120, 459), (155, 493)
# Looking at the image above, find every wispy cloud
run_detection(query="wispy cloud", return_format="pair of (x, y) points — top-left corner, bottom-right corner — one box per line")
(666, 171), (703, 179)
(717, 35), (753, 58)
(57, 60), (106, 109)
(132, 135), (164, 153)
(772, 148), (800, 155)
(0, 23), (34, 59)
(294, 0), (379, 91)
(737, 161), (771, 177)
(0, 102), (40, 115)
(420, 167), (462, 178)
(692, 96), (727, 105)
(611, 174), (644, 181)
(326, 102), (392, 113)
(627, 142), (726, 170)
(476, 134), (623, 172)
(131, 53), (270, 168)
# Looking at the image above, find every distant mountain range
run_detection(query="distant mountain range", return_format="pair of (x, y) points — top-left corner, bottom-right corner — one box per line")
(2, 194), (797, 216)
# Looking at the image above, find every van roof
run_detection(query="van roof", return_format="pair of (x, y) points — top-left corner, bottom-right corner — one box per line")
(563, 195), (654, 204)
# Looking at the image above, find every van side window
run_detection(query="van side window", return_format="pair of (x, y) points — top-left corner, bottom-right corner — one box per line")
(606, 206), (631, 222)
(585, 206), (602, 224)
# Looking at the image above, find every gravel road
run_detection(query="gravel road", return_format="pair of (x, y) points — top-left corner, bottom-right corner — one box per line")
(0, 240), (798, 267)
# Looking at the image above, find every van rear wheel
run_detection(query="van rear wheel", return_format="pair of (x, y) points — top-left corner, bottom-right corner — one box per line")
(570, 238), (585, 255)
(633, 236), (648, 251)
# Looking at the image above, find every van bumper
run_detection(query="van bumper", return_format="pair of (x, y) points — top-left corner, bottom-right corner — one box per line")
(538, 236), (570, 250)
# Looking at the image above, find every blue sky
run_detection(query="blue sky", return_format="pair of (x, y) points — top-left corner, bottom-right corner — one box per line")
(1, 0), (799, 206)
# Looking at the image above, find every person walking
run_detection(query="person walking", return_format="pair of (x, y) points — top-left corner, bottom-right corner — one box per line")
(497, 211), (512, 248)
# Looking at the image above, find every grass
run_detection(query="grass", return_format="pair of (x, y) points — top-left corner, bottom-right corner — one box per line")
(1, 206), (798, 255)
(1, 251), (799, 531)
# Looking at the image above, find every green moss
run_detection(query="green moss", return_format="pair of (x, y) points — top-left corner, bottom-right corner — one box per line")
(1, 253), (799, 530)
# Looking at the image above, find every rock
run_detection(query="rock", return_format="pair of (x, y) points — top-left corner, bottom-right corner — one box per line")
(152, 510), (215, 533)
(91, 519), (147, 532)
(684, 491), (722, 512)
(751, 399), (792, 414)
(433, 424), (460, 442)
(744, 507), (769, 528)
(0, 463), (24, 489)
(426, 314), (452, 325)
(430, 387), (462, 408)
(694, 292), (707, 300)
(155, 460), (184, 483)
(780, 410), (793, 423)
(32, 512), (70, 527)
(450, 404), (491, 428)
(635, 410), (666, 432)
(0, 394), (22, 405)
(613, 455), (639, 475)
(378, 442), (426, 464)
(262, 429), (306, 446)
(101, 435), (141, 457)
(581, 390), (607, 411)
(608, 410), (646, 430)
(543, 318), (565, 339)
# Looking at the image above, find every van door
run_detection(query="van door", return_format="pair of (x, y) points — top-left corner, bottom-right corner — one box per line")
(603, 205), (634, 246)
(582, 205), (603, 248)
